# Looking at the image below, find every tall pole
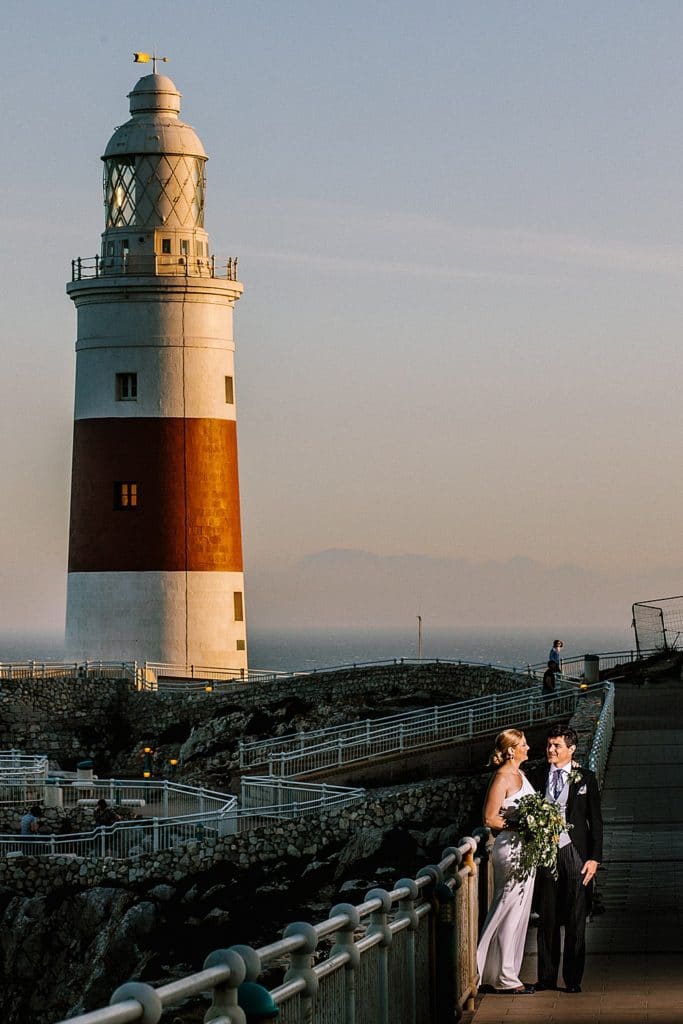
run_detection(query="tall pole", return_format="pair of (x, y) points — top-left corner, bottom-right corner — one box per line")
(417, 615), (423, 660)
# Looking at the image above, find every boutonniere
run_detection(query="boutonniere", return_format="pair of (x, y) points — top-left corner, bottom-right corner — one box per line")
(568, 768), (583, 786)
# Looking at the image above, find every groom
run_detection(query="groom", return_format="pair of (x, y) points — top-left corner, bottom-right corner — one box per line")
(530, 724), (603, 993)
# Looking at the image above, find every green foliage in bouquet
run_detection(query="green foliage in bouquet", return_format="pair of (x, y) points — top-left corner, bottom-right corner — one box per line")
(506, 792), (570, 883)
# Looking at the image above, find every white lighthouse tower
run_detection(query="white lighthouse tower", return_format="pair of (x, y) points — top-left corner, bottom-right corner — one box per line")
(66, 68), (247, 672)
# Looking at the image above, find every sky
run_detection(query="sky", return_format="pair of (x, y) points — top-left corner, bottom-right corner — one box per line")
(2, 0), (683, 642)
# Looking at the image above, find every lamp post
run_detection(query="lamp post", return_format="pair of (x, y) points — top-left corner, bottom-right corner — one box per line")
(417, 615), (423, 661)
(143, 746), (154, 779)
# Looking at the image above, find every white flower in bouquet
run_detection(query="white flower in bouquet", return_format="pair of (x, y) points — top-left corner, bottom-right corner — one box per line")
(505, 792), (570, 883)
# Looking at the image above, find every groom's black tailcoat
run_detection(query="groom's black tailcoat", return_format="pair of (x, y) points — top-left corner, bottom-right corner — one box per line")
(528, 763), (603, 989)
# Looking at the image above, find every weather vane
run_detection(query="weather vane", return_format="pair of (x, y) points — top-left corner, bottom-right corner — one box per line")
(133, 51), (169, 74)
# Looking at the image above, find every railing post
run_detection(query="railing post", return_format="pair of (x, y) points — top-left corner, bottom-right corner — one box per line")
(457, 837), (479, 1010)
(283, 921), (319, 1022)
(153, 817), (159, 852)
(100, 826), (106, 857)
(110, 981), (163, 1023)
(163, 780), (169, 818)
(329, 903), (361, 1024)
(399, 723), (405, 751)
(337, 736), (343, 766)
(395, 878), (419, 1022)
(203, 948), (248, 1023)
(365, 888), (393, 1024)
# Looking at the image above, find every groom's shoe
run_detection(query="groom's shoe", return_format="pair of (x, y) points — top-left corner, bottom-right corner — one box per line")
(565, 985), (582, 993)
(534, 982), (558, 991)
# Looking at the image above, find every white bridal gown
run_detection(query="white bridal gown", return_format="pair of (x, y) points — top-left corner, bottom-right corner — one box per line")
(476, 774), (536, 991)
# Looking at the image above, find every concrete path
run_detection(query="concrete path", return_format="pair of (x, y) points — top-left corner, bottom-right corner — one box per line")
(467, 677), (683, 1024)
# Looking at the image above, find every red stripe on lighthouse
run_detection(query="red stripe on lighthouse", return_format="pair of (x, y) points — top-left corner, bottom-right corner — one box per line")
(68, 418), (243, 572)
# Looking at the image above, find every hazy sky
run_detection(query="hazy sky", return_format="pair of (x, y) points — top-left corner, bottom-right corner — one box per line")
(2, 1), (683, 637)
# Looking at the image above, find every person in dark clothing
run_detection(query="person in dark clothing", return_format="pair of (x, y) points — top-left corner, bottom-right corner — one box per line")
(528, 724), (603, 994)
(93, 799), (120, 827)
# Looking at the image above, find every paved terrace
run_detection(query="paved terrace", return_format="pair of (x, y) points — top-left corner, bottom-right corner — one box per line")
(469, 675), (683, 1024)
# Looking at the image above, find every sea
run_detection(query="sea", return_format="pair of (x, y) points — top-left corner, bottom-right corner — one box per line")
(0, 625), (636, 674)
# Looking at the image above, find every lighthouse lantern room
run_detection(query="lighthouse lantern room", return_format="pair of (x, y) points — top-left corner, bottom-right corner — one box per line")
(66, 69), (247, 672)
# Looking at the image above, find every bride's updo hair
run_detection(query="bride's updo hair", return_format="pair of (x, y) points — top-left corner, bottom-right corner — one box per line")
(490, 728), (524, 766)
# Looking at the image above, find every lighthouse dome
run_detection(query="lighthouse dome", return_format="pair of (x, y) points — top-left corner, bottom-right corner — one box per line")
(101, 73), (207, 230)
(103, 74), (207, 159)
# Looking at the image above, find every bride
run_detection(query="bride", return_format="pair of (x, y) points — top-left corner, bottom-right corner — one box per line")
(476, 728), (536, 994)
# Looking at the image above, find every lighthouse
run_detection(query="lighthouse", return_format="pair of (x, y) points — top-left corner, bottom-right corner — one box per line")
(65, 69), (247, 672)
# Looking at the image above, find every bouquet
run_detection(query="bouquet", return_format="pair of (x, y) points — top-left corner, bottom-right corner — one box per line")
(505, 792), (569, 883)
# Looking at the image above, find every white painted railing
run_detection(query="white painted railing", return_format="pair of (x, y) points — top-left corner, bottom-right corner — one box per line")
(588, 681), (615, 787)
(54, 831), (487, 1024)
(49, 778), (235, 818)
(0, 775), (365, 859)
(0, 751), (50, 805)
(239, 679), (586, 777)
(528, 648), (659, 679)
(0, 661), (139, 681)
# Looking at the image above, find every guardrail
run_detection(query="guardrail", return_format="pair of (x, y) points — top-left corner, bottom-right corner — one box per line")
(71, 254), (241, 281)
(0, 661), (139, 681)
(145, 662), (286, 691)
(48, 778), (234, 818)
(0, 751), (49, 806)
(239, 679), (586, 777)
(587, 681), (615, 787)
(0, 775), (365, 860)
(527, 648), (660, 679)
(0, 659), (284, 689)
(54, 830), (487, 1024)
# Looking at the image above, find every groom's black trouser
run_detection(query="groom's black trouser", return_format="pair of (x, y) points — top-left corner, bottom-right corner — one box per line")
(536, 843), (588, 988)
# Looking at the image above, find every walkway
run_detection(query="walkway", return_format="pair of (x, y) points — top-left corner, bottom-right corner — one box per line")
(469, 676), (683, 1023)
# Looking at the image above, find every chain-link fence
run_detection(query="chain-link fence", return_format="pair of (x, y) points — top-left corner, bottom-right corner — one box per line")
(632, 595), (683, 655)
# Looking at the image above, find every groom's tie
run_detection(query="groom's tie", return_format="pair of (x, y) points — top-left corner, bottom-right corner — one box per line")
(551, 768), (564, 800)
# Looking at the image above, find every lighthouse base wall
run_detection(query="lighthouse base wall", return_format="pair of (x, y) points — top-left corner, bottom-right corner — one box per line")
(65, 570), (247, 670)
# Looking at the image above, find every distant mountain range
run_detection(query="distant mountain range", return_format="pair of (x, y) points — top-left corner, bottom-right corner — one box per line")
(247, 548), (683, 630)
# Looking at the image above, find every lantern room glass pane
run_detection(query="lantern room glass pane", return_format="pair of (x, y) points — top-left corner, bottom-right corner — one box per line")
(103, 155), (205, 229)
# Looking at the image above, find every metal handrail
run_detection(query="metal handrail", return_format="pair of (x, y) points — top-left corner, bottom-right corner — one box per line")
(54, 832), (485, 1024)
(588, 681), (615, 787)
(527, 648), (660, 677)
(0, 775), (365, 859)
(70, 254), (240, 282)
(239, 678), (590, 775)
(0, 660), (139, 681)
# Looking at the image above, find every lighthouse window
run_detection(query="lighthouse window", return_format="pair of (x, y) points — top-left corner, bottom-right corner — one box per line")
(233, 592), (244, 622)
(236, 639), (246, 651)
(224, 376), (234, 404)
(113, 482), (138, 510)
(116, 373), (137, 401)
(161, 238), (172, 254)
(180, 239), (190, 256)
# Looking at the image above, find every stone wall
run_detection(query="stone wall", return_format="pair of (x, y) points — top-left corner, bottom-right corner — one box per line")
(0, 662), (533, 779)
